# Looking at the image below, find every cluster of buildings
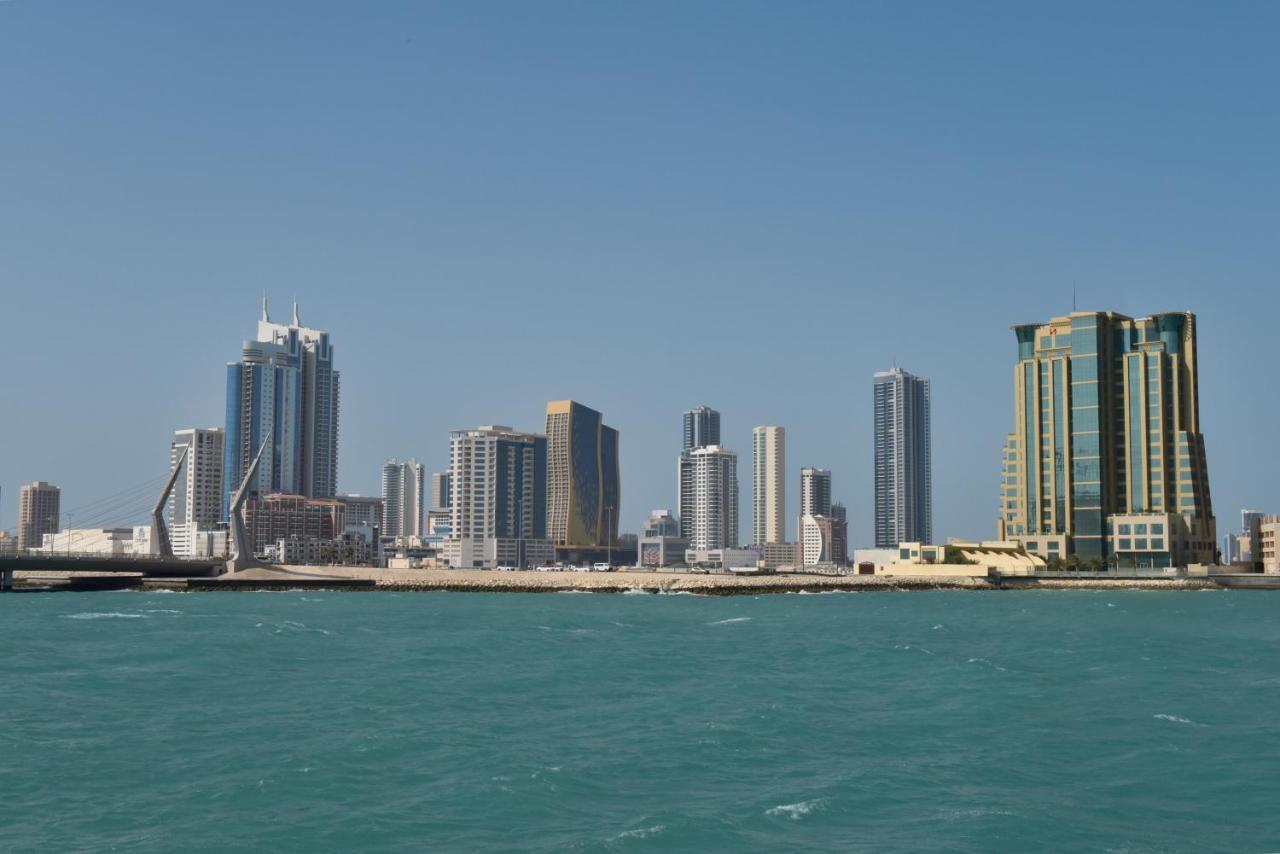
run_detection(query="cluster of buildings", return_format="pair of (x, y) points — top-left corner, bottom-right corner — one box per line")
(11, 303), (1279, 575)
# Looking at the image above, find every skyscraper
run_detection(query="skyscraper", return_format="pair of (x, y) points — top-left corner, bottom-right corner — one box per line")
(545, 400), (620, 547)
(752, 426), (785, 545)
(170, 428), (225, 529)
(874, 367), (933, 547)
(800, 468), (831, 519)
(223, 299), (340, 516)
(447, 426), (551, 568)
(431, 472), (452, 511)
(683, 406), (721, 452)
(382, 458), (425, 539)
(678, 445), (739, 549)
(17, 481), (60, 552)
(999, 310), (1216, 566)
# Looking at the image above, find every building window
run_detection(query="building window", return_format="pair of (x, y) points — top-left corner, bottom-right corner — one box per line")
(1136, 539), (1148, 550)
(1136, 524), (1148, 534)
(1119, 524), (1132, 535)
(1119, 538), (1131, 550)
(1152, 539), (1164, 550)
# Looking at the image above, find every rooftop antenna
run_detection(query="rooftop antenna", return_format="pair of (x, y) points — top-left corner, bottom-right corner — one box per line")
(1072, 281), (1077, 312)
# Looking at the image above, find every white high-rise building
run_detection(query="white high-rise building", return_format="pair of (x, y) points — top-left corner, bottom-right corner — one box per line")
(874, 367), (932, 547)
(678, 445), (739, 550)
(446, 426), (552, 568)
(382, 459), (425, 540)
(169, 428), (225, 530)
(752, 426), (785, 545)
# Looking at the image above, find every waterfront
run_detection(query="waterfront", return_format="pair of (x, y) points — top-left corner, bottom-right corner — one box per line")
(3, 590), (1280, 851)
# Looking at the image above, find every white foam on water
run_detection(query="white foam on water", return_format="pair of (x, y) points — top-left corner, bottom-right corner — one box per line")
(610, 825), (665, 841)
(966, 657), (1008, 672)
(1153, 713), (1207, 727)
(64, 612), (146, 620)
(656, 590), (708, 597)
(708, 617), (752, 625)
(622, 588), (653, 595)
(766, 798), (828, 820)
(143, 609), (183, 615)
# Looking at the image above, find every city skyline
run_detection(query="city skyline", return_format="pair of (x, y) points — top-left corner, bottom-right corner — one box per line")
(2, 4), (1277, 547)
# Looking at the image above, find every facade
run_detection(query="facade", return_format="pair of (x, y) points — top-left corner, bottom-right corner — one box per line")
(170, 427), (225, 529)
(638, 508), (686, 567)
(800, 468), (831, 518)
(683, 406), (721, 452)
(337, 494), (384, 531)
(170, 523), (228, 559)
(799, 514), (848, 567)
(873, 367), (933, 547)
(381, 458), (425, 539)
(998, 311), (1216, 564)
(1240, 509), (1263, 569)
(545, 400), (620, 548)
(643, 509), (681, 537)
(1260, 517), (1280, 574)
(431, 472), (452, 511)
(752, 426), (786, 546)
(678, 445), (739, 550)
(684, 547), (757, 570)
(448, 425), (552, 568)
(224, 300), (340, 518)
(17, 481), (60, 552)
(243, 493), (346, 554)
(35, 527), (154, 556)
(757, 541), (800, 570)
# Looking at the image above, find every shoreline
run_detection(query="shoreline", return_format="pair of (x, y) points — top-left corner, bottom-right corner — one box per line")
(9, 567), (1231, 594)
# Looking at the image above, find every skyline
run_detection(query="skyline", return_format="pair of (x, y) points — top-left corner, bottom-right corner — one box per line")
(2, 2), (1277, 546)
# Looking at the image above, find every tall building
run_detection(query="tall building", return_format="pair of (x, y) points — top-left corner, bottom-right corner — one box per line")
(17, 481), (60, 552)
(800, 468), (831, 518)
(545, 400), (620, 547)
(431, 472), (452, 511)
(643, 509), (681, 538)
(873, 367), (933, 547)
(752, 426), (786, 545)
(224, 299), (340, 517)
(447, 426), (552, 568)
(683, 406), (721, 452)
(382, 458), (425, 539)
(169, 428), (225, 529)
(678, 445), (739, 550)
(999, 310), (1216, 566)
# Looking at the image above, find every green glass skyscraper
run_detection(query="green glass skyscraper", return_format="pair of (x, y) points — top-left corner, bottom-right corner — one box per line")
(999, 311), (1216, 567)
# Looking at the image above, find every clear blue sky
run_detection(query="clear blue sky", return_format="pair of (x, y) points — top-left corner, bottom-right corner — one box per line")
(2, 1), (1277, 545)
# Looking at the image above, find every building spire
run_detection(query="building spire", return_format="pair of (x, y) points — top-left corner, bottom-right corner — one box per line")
(261, 293), (270, 322)
(292, 299), (300, 327)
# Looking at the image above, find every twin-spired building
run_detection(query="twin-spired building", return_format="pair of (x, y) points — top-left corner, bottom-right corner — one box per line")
(998, 310), (1217, 567)
(224, 300), (340, 515)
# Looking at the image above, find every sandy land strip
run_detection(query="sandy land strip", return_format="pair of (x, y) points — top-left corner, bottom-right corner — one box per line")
(211, 566), (1221, 594)
(10, 567), (1223, 593)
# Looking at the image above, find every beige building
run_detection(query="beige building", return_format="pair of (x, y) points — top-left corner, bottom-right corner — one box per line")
(1260, 517), (1280, 574)
(17, 481), (60, 552)
(752, 426), (785, 546)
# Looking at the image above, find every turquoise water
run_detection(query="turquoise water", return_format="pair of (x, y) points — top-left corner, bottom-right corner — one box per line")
(2, 590), (1279, 852)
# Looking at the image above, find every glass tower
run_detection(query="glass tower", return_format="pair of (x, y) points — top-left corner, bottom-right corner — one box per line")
(683, 406), (721, 452)
(1000, 311), (1215, 563)
(873, 368), (933, 547)
(545, 400), (620, 547)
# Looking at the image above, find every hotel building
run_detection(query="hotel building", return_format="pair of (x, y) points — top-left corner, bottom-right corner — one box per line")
(447, 426), (552, 568)
(998, 310), (1216, 566)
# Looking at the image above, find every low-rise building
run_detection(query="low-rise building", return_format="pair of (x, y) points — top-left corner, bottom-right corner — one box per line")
(1260, 517), (1280, 574)
(890, 540), (1044, 576)
(685, 547), (758, 570)
(243, 494), (346, 554)
(33, 526), (154, 556)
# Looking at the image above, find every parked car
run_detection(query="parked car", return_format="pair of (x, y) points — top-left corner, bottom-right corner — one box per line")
(592, 562), (614, 572)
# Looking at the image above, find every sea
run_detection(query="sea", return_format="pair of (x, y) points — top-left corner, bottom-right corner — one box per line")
(2, 588), (1279, 852)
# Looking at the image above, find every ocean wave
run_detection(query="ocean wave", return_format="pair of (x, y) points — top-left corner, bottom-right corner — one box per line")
(966, 657), (1008, 672)
(143, 609), (183, 616)
(708, 617), (752, 625)
(64, 612), (146, 620)
(767, 798), (828, 820)
(1153, 713), (1207, 727)
(656, 590), (707, 597)
(622, 588), (653, 595)
(610, 824), (665, 841)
